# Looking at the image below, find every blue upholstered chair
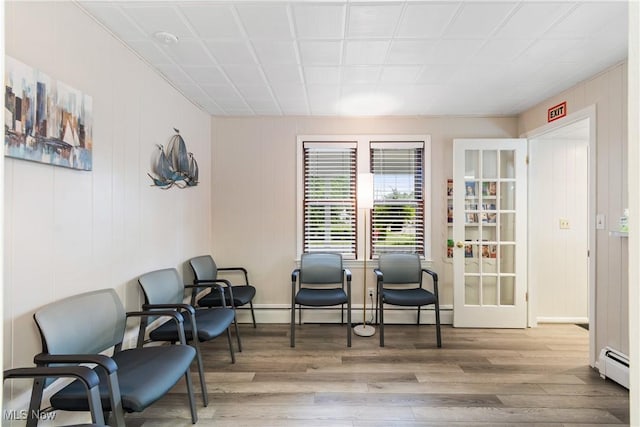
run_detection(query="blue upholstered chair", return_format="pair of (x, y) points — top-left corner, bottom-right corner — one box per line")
(374, 253), (442, 348)
(4, 366), (106, 426)
(32, 288), (198, 426)
(137, 267), (239, 408)
(290, 253), (352, 347)
(189, 254), (257, 328)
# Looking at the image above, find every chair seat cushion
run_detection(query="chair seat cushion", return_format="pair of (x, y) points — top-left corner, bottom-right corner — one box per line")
(50, 345), (196, 413)
(383, 288), (436, 306)
(149, 308), (235, 342)
(295, 288), (347, 306)
(198, 285), (256, 308)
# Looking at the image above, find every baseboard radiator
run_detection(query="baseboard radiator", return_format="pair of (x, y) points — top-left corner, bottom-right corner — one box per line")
(597, 346), (629, 389)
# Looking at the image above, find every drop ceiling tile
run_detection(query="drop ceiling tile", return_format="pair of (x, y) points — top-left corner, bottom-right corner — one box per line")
(205, 41), (256, 65)
(299, 41), (343, 65)
(236, 85), (274, 101)
(385, 40), (437, 65)
(444, 2), (519, 39)
(471, 39), (532, 64)
(342, 66), (380, 84)
(379, 66), (421, 83)
(252, 41), (299, 65)
(516, 39), (581, 63)
(347, 4), (403, 38)
(307, 85), (339, 114)
(493, 2), (574, 39)
(155, 64), (192, 85)
(174, 83), (211, 104)
(417, 65), (457, 84)
(262, 64), (303, 85)
(120, 5), (195, 39)
(544, 2), (628, 39)
(270, 84), (306, 101)
(179, 4), (243, 39)
(293, 4), (346, 39)
(127, 40), (172, 65)
(304, 66), (341, 85)
(344, 40), (390, 65)
(236, 4), (293, 39)
(396, 3), (461, 38)
(202, 85), (241, 100)
(182, 66), (229, 85)
(432, 39), (485, 64)
(163, 40), (214, 66)
(222, 65), (267, 86)
(79, 4), (147, 40)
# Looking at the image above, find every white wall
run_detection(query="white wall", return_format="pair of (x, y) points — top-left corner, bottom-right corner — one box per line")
(519, 62), (629, 360)
(210, 115), (518, 320)
(3, 0), (212, 413)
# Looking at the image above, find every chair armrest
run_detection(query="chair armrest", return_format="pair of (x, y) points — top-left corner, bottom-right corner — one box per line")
(142, 303), (195, 316)
(127, 310), (188, 345)
(217, 267), (250, 285)
(343, 268), (352, 281)
(4, 366), (100, 389)
(33, 353), (118, 374)
(187, 280), (235, 308)
(291, 269), (300, 282)
(422, 268), (439, 295)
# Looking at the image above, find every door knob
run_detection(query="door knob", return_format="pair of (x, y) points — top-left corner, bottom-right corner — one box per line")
(456, 241), (465, 248)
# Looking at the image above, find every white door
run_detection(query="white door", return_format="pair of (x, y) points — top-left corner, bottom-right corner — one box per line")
(453, 139), (528, 328)
(529, 119), (589, 324)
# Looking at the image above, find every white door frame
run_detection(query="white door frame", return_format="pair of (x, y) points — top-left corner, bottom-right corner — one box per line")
(521, 105), (597, 366)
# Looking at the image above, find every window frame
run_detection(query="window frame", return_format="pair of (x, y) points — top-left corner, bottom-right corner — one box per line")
(297, 134), (432, 262)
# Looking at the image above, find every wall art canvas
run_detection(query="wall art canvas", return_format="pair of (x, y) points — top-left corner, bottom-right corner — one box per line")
(4, 56), (93, 170)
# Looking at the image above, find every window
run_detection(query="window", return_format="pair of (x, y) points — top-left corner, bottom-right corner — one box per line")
(370, 142), (425, 256)
(302, 142), (357, 258)
(298, 135), (430, 260)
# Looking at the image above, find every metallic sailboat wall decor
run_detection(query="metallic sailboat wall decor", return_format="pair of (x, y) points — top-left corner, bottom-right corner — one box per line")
(148, 128), (199, 189)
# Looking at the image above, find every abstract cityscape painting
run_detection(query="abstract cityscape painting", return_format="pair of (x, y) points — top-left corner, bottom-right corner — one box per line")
(4, 56), (93, 170)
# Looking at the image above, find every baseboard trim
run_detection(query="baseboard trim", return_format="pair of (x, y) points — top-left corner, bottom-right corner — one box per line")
(537, 316), (589, 324)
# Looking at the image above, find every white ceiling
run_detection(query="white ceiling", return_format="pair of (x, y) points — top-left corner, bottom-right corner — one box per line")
(77, 0), (628, 117)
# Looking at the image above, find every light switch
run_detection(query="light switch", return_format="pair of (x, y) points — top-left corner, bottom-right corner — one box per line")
(559, 218), (570, 229)
(596, 214), (606, 230)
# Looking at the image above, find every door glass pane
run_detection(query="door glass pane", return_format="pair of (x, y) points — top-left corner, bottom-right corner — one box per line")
(482, 275), (498, 305)
(465, 150), (479, 179)
(500, 150), (515, 179)
(500, 181), (516, 209)
(500, 213), (516, 241)
(482, 150), (498, 179)
(500, 276), (515, 305)
(499, 244), (515, 274)
(465, 276), (480, 305)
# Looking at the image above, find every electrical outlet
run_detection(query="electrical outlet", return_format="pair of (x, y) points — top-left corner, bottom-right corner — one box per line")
(367, 288), (374, 297)
(559, 218), (570, 229)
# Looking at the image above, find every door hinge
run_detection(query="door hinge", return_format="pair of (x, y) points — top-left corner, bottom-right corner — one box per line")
(526, 155), (529, 165)
(525, 292), (528, 302)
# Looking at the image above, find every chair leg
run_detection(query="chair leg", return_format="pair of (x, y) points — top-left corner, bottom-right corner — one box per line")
(226, 327), (236, 363)
(249, 301), (257, 328)
(26, 377), (45, 427)
(435, 302), (442, 348)
(183, 367), (198, 424)
(233, 314), (243, 352)
(417, 306), (421, 325)
(191, 340), (209, 406)
(379, 302), (385, 347)
(290, 302), (296, 347)
(347, 299), (352, 348)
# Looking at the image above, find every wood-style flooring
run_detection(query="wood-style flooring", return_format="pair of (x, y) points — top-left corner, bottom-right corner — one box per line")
(127, 323), (629, 426)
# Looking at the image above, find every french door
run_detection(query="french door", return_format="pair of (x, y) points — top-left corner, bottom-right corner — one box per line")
(452, 139), (528, 328)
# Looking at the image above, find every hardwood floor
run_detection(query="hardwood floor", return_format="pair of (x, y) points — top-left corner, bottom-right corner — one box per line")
(127, 323), (629, 426)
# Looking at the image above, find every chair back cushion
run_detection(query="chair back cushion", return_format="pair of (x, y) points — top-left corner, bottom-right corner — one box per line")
(300, 253), (343, 284)
(138, 268), (185, 305)
(34, 288), (126, 355)
(189, 255), (218, 281)
(378, 253), (422, 284)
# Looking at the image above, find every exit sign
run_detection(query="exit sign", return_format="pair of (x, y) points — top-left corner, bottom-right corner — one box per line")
(548, 102), (567, 122)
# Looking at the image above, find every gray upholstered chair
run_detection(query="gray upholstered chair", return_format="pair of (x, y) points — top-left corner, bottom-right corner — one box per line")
(374, 253), (441, 348)
(32, 288), (198, 426)
(4, 366), (106, 426)
(189, 254), (257, 328)
(137, 267), (239, 408)
(290, 253), (352, 347)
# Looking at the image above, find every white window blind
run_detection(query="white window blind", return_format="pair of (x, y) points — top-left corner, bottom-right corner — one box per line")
(303, 142), (357, 258)
(370, 142), (425, 256)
